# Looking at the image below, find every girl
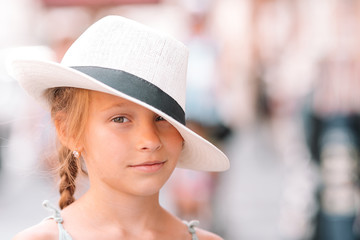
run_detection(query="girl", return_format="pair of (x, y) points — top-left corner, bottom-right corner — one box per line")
(10, 15), (230, 240)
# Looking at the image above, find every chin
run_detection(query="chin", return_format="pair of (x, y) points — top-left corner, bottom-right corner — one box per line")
(129, 176), (170, 197)
(102, 164), (176, 197)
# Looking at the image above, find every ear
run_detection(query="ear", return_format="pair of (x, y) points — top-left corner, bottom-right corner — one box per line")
(53, 112), (83, 152)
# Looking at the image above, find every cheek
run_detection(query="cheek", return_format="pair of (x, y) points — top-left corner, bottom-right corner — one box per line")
(163, 129), (184, 161)
(82, 125), (129, 170)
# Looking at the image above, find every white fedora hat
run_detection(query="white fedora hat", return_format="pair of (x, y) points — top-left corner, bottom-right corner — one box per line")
(9, 15), (230, 172)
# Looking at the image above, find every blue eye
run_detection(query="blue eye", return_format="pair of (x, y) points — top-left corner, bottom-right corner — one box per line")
(112, 116), (129, 123)
(156, 116), (166, 121)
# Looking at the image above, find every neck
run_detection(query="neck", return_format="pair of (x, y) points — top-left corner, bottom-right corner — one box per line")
(76, 185), (165, 232)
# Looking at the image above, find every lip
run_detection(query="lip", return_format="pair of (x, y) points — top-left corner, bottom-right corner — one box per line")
(128, 160), (167, 173)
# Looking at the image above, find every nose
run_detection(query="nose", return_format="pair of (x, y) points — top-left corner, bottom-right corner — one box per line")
(135, 121), (162, 152)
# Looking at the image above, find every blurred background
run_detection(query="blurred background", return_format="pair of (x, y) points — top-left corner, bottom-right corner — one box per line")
(1, 0), (360, 239)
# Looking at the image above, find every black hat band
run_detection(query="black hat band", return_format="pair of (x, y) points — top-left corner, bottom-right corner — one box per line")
(71, 66), (186, 125)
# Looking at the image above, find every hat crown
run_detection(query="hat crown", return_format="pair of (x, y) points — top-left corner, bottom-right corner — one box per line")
(61, 16), (188, 109)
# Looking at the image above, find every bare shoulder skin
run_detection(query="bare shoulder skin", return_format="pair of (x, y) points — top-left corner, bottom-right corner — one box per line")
(12, 209), (223, 240)
(12, 220), (58, 240)
(196, 228), (224, 240)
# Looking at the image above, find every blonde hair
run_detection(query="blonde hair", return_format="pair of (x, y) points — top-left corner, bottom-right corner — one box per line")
(45, 87), (90, 209)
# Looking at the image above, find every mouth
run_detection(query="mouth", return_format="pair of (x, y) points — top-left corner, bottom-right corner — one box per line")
(128, 160), (167, 173)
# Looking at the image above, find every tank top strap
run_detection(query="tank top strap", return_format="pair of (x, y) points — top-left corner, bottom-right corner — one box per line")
(42, 200), (73, 240)
(183, 220), (199, 240)
(43, 200), (198, 240)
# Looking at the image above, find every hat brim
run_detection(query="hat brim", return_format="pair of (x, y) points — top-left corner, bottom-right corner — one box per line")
(10, 60), (230, 172)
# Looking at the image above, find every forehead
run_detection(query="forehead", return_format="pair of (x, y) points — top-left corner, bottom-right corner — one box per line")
(88, 90), (151, 113)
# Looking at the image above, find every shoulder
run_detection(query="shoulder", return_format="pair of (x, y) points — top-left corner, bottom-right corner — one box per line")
(12, 220), (58, 240)
(196, 228), (224, 240)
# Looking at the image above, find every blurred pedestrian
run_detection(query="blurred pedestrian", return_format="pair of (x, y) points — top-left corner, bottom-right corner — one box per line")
(9, 15), (229, 240)
(169, 10), (230, 229)
(305, 52), (360, 240)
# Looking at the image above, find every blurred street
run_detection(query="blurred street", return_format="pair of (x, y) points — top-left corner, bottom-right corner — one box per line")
(0, 169), (58, 239)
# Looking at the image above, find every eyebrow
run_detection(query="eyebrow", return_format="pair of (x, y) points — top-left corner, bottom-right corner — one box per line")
(99, 102), (128, 112)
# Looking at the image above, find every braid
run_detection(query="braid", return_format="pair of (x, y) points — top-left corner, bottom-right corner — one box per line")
(45, 87), (90, 209)
(58, 145), (79, 209)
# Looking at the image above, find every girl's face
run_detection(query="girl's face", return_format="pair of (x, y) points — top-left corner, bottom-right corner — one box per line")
(81, 91), (184, 196)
